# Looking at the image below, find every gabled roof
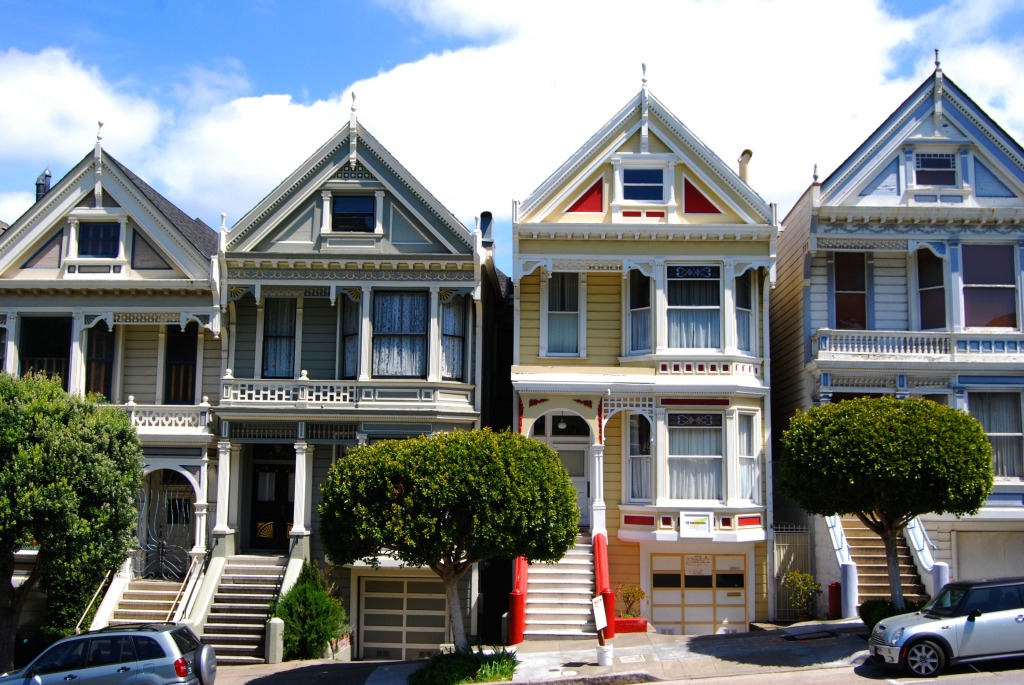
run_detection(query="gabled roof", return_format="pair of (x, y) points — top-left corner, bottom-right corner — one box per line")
(820, 66), (1024, 206)
(518, 86), (773, 225)
(227, 114), (473, 253)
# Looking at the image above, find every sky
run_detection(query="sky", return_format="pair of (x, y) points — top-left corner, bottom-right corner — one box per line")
(2, 0), (1024, 275)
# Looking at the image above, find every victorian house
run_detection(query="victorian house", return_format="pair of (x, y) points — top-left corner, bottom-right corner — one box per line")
(771, 61), (1024, 604)
(0, 134), (222, 628)
(509, 76), (779, 636)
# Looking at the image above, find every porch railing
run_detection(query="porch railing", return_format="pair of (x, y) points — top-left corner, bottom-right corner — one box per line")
(124, 397), (212, 433)
(814, 329), (1024, 359)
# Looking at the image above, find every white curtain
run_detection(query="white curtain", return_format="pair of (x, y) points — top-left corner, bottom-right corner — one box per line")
(263, 298), (296, 378)
(548, 273), (579, 354)
(373, 291), (428, 377)
(668, 424), (722, 499)
(341, 297), (359, 379)
(667, 279), (720, 348)
(629, 270), (651, 353)
(970, 392), (1023, 477)
(736, 274), (753, 352)
(441, 296), (466, 380)
(629, 414), (652, 501)
(738, 414), (759, 501)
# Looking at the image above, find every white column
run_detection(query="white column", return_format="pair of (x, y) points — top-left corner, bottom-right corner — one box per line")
(374, 190), (385, 235)
(213, 441), (233, 533)
(292, 441), (312, 536)
(194, 450), (210, 553)
(228, 443), (242, 530)
(591, 443), (607, 535)
(359, 286), (371, 381)
(428, 287), (440, 382)
(722, 262), (736, 352)
(69, 313), (85, 395)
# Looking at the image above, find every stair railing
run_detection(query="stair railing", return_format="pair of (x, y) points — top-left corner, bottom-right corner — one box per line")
(167, 555), (202, 622)
(904, 516), (946, 597)
(75, 570), (112, 634)
(825, 514), (852, 565)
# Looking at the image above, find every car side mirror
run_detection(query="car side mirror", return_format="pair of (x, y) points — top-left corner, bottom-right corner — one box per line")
(968, 608), (982, 621)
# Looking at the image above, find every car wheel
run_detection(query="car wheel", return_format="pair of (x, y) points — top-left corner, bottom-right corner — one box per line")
(194, 644), (217, 685)
(904, 639), (945, 678)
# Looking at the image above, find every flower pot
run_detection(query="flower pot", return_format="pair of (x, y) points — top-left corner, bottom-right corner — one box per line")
(614, 617), (648, 633)
(596, 643), (614, 666)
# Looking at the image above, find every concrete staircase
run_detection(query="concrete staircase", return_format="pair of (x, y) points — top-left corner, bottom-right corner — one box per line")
(109, 579), (183, 624)
(841, 516), (928, 604)
(201, 554), (286, 665)
(524, 536), (597, 639)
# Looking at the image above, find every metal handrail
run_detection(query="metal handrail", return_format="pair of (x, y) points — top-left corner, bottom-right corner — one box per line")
(75, 570), (112, 634)
(905, 516), (938, 572)
(166, 556), (201, 623)
(826, 514), (852, 565)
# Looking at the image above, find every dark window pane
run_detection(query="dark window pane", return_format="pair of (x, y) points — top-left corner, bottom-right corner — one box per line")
(716, 573), (744, 588)
(919, 288), (946, 329)
(835, 293), (866, 330)
(917, 249), (944, 288)
(78, 222), (119, 258)
(165, 323), (197, 404)
(629, 270), (650, 308)
(86, 322), (115, 399)
(20, 318), (72, 389)
(623, 168), (663, 201)
(332, 196), (374, 231)
(624, 169), (663, 184)
(964, 245), (1015, 285)
(653, 573), (682, 588)
(916, 169), (956, 186)
(965, 290), (1017, 327)
(834, 252), (866, 290)
(684, 575), (713, 588)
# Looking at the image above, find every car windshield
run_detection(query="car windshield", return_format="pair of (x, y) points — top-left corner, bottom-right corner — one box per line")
(922, 586), (967, 617)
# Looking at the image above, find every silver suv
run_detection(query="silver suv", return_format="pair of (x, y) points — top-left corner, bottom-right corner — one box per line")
(0, 623), (216, 685)
(869, 577), (1024, 677)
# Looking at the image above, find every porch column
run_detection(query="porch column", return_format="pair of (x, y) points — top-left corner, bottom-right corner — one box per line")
(213, 441), (233, 534)
(591, 444), (606, 535)
(194, 450), (210, 553)
(228, 443), (242, 530)
(69, 312), (85, 395)
(292, 441), (313, 537)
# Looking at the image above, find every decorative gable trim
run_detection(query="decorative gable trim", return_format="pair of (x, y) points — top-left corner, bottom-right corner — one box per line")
(566, 179), (604, 213)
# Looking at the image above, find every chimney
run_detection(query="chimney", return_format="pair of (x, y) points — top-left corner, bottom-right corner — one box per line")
(737, 150), (752, 184)
(480, 211), (494, 248)
(35, 169), (51, 201)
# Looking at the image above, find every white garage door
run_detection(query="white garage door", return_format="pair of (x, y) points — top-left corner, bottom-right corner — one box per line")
(650, 553), (747, 635)
(359, 577), (449, 660)
(957, 532), (1024, 579)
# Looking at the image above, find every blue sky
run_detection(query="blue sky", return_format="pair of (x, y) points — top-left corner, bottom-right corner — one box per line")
(2, 0), (1024, 274)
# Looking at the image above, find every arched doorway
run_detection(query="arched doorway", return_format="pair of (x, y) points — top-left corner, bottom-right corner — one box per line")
(134, 469), (195, 579)
(530, 411), (591, 529)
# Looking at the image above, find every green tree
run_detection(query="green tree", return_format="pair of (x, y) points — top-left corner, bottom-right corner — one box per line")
(0, 373), (143, 668)
(780, 396), (993, 610)
(319, 428), (579, 651)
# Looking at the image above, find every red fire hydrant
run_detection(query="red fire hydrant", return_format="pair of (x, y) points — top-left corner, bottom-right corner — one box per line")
(828, 581), (841, 619)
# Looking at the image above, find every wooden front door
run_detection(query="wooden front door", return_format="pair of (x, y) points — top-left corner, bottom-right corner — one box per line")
(250, 462), (294, 551)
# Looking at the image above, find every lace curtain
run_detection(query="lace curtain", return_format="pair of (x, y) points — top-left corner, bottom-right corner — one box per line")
(738, 414), (759, 502)
(373, 291), (428, 377)
(970, 392), (1023, 477)
(628, 414), (652, 501)
(341, 297), (360, 379)
(667, 279), (720, 348)
(668, 424), (722, 499)
(629, 270), (651, 353)
(442, 295), (466, 380)
(548, 273), (579, 354)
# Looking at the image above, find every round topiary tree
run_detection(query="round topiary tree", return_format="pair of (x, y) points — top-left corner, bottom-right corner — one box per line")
(780, 396), (993, 610)
(318, 428), (579, 651)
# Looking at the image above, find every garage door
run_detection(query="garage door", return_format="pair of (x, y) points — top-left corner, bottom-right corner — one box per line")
(650, 553), (747, 635)
(359, 577), (449, 660)
(957, 532), (1024, 579)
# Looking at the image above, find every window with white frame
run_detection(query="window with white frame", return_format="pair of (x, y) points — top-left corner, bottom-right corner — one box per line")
(962, 244), (1017, 328)
(667, 413), (723, 500)
(85, 321), (115, 400)
(340, 296), (360, 379)
(332, 196), (375, 232)
(916, 248), (946, 330)
(969, 392), (1023, 478)
(441, 294), (466, 381)
(738, 413), (760, 502)
(622, 168), (664, 202)
(547, 272), (580, 355)
(628, 269), (651, 354)
(372, 291), (428, 378)
(735, 272), (753, 353)
(262, 298), (296, 379)
(834, 252), (867, 330)
(165, 323), (197, 404)
(78, 222), (120, 258)
(628, 414), (652, 502)
(667, 266), (721, 349)
(915, 152), (957, 187)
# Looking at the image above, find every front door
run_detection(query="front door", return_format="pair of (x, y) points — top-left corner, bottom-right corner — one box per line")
(250, 462), (294, 551)
(552, 443), (589, 528)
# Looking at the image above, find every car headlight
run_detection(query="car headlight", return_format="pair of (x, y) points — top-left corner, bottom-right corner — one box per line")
(889, 628), (904, 647)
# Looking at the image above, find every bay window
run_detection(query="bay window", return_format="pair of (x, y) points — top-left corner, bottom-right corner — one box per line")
(667, 266), (720, 349)
(373, 291), (428, 378)
(547, 272), (580, 356)
(738, 414), (760, 502)
(916, 248), (946, 330)
(628, 414), (652, 502)
(441, 294), (466, 381)
(736, 272), (753, 352)
(628, 269), (651, 353)
(667, 413), (723, 500)
(969, 392), (1023, 478)
(262, 298), (296, 379)
(962, 244), (1017, 328)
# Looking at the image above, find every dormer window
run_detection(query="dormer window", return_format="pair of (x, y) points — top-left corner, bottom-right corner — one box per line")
(332, 196), (374, 232)
(915, 153), (957, 187)
(623, 168), (664, 201)
(78, 222), (120, 258)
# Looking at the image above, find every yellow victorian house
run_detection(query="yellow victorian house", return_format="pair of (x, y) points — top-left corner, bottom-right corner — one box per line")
(511, 74), (780, 637)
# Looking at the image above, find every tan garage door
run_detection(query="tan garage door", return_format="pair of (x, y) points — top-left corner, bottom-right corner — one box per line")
(651, 553), (747, 635)
(359, 577), (449, 660)
(957, 532), (1024, 580)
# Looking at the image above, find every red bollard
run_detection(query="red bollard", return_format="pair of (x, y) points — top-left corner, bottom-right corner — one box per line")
(828, 581), (841, 620)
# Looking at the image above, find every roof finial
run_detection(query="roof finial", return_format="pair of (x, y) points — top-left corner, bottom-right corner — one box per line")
(641, 63), (648, 90)
(813, 164), (819, 183)
(97, 120), (104, 143)
(934, 48), (940, 70)
(349, 91), (359, 168)
(351, 90), (357, 114)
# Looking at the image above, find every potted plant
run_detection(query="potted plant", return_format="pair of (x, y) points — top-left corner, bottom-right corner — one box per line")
(613, 583), (648, 633)
(781, 568), (822, 621)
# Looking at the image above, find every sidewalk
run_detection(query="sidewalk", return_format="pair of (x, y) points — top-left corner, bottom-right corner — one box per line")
(213, 620), (871, 685)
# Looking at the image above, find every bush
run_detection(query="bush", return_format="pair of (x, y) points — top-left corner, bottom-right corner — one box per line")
(615, 583), (646, 618)
(275, 561), (349, 660)
(409, 647), (519, 685)
(781, 569), (822, 618)
(859, 598), (926, 632)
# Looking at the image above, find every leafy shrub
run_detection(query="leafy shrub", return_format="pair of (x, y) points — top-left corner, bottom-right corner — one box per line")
(275, 561), (349, 660)
(859, 598), (926, 632)
(781, 569), (822, 617)
(615, 583), (646, 617)
(409, 647), (519, 685)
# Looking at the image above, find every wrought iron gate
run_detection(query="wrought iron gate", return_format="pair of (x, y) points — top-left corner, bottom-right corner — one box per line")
(133, 470), (193, 579)
(774, 523), (810, 621)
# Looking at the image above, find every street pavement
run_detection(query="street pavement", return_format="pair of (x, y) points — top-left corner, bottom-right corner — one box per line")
(214, 619), (871, 685)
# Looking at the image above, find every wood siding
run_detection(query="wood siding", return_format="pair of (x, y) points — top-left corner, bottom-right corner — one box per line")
(122, 325), (160, 404)
(873, 253), (909, 330)
(301, 298), (338, 379)
(201, 331), (221, 401)
(233, 296), (257, 378)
